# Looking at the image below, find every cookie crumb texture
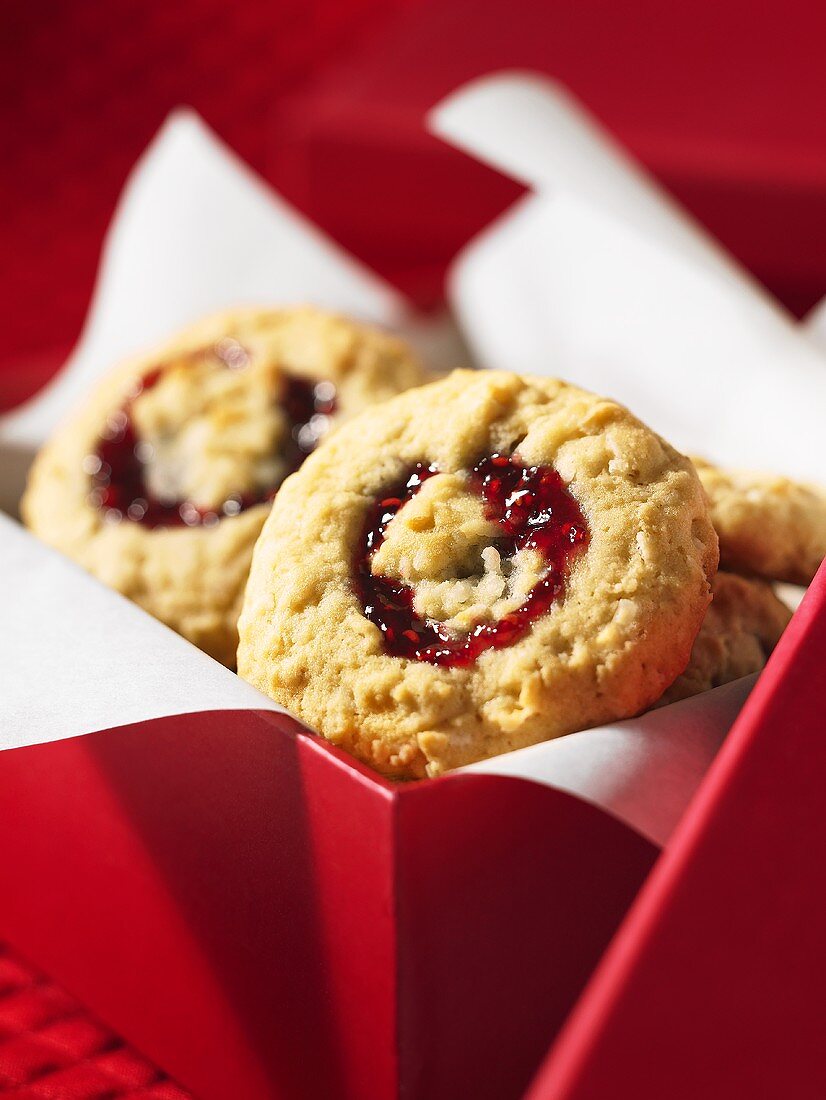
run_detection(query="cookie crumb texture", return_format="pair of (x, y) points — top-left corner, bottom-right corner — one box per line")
(694, 458), (826, 586)
(657, 572), (792, 707)
(22, 307), (427, 668)
(238, 370), (718, 777)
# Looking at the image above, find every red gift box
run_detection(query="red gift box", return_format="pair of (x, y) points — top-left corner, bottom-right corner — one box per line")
(529, 563), (826, 1099)
(0, 568), (824, 1099)
(0, 708), (656, 1100)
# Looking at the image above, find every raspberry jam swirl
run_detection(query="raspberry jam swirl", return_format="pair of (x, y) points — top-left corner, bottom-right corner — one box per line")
(86, 342), (337, 528)
(354, 455), (589, 667)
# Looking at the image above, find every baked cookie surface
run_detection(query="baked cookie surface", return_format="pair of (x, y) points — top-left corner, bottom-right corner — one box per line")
(694, 458), (826, 586)
(22, 307), (427, 667)
(238, 370), (718, 777)
(657, 572), (792, 707)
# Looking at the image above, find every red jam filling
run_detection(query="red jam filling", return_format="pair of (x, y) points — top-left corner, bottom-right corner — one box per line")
(87, 346), (337, 528)
(354, 455), (589, 667)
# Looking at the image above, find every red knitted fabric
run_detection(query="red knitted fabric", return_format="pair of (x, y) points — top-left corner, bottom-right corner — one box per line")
(0, 944), (190, 1099)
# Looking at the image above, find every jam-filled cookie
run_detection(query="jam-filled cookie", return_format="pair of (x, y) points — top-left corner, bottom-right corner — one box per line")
(657, 572), (792, 707)
(22, 307), (428, 667)
(693, 458), (826, 586)
(238, 370), (718, 777)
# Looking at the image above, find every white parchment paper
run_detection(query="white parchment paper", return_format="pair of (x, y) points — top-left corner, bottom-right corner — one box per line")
(0, 512), (283, 739)
(463, 676), (754, 849)
(804, 297), (826, 350)
(0, 111), (468, 515)
(0, 110), (409, 516)
(1, 83), (818, 846)
(433, 72), (826, 483)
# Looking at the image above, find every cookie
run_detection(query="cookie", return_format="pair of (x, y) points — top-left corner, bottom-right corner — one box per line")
(238, 370), (718, 778)
(22, 307), (428, 667)
(693, 458), (826, 586)
(657, 572), (792, 707)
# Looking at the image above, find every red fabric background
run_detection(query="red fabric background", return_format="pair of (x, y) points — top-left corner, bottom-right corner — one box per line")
(0, 0), (406, 408)
(0, 942), (189, 1098)
(3, 0), (826, 412)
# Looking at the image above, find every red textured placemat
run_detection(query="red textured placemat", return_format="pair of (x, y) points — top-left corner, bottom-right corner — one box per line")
(0, 944), (190, 1099)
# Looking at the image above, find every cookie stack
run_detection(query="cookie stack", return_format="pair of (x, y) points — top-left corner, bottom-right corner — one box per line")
(24, 311), (824, 777)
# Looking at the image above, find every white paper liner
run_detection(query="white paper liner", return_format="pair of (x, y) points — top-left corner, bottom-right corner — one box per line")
(803, 297), (826, 350)
(429, 71), (748, 283)
(0, 82), (817, 847)
(433, 72), (826, 483)
(0, 111), (464, 514)
(0, 111), (404, 462)
(0, 512), (283, 744)
(464, 676), (754, 848)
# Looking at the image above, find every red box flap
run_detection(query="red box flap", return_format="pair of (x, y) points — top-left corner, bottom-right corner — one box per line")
(528, 564), (826, 1098)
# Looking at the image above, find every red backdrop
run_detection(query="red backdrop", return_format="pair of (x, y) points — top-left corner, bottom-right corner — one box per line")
(3, 0), (826, 410)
